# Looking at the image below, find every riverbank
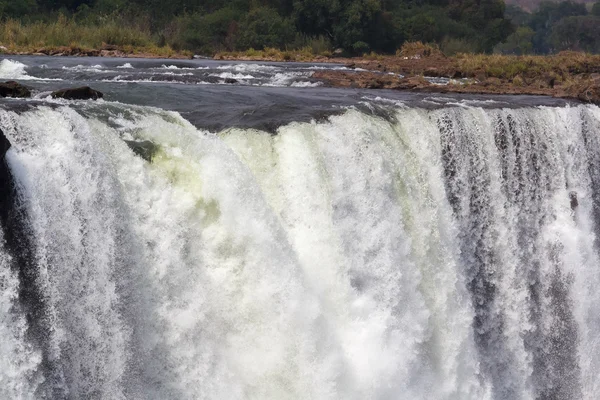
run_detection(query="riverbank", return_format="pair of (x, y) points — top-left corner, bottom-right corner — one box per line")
(0, 44), (193, 59)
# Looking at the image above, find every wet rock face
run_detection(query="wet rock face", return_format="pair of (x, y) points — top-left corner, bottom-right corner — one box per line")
(124, 140), (159, 162)
(51, 86), (104, 100)
(0, 128), (10, 158)
(0, 81), (32, 98)
(570, 191), (579, 211)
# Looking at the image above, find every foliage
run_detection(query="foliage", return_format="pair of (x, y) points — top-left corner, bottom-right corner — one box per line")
(235, 7), (296, 50)
(550, 16), (600, 53)
(396, 41), (442, 58)
(495, 26), (535, 55)
(440, 37), (479, 56)
(497, 0), (600, 55)
(1, 0), (599, 55)
(168, 7), (242, 53)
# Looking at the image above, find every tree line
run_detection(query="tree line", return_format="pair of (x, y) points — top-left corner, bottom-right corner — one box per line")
(500, 1), (600, 54)
(0, 0), (599, 55)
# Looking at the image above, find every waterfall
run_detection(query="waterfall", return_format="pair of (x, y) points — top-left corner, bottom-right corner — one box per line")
(0, 102), (599, 400)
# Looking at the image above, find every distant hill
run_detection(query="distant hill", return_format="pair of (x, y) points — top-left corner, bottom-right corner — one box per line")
(505, 0), (595, 12)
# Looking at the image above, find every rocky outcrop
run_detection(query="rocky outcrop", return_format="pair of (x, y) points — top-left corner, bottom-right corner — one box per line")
(35, 46), (100, 57)
(574, 77), (600, 104)
(51, 86), (103, 100)
(0, 128), (10, 159)
(125, 140), (159, 162)
(224, 78), (238, 84)
(0, 127), (12, 223)
(312, 70), (435, 91)
(0, 81), (31, 98)
(569, 191), (579, 211)
(312, 67), (600, 104)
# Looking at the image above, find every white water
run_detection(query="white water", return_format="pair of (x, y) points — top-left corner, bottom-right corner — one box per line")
(0, 102), (599, 399)
(0, 59), (60, 81)
(0, 59), (30, 79)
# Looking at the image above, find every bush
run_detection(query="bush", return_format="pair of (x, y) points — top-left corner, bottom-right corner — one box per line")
(168, 8), (242, 54)
(235, 7), (296, 50)
(396, 41), (442, 58)
(352, 41), (369, 54)
(440, 37), (478, 56)
(494, 27), (534, 55)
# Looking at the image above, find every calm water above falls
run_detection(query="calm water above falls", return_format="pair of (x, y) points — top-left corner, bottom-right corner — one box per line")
(0, 56), (598, 400)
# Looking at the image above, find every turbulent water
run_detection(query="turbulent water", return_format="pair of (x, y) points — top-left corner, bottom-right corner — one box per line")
(0, 56), (599, 400)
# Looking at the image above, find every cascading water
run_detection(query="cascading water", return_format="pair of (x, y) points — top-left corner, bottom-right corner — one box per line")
(0, 100), (599, 400)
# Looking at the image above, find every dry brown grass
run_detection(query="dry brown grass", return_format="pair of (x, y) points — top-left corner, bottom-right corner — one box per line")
(454, 51), (600, 82)
(0, 17), (192, 58)
(396, 41), (443, 58)
(215, 46), (332, 62)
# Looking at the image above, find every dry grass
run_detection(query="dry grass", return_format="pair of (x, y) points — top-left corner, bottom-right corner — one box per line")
(0, 17), (152, 48)
(454, 51), (600, 82)
(215, 46), (332, 62)
(0, 17), (191, 58)
(396, 41), (443, 58)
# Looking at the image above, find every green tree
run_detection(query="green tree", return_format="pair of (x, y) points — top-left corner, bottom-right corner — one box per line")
(495, 26), (534, 54)
(0, 0), (37, 18)
(529, 1), (587, 53)
(550, 15), (600, 52)
(236, 7), (297, 49)
(293, 0), (339, 37)
(592, 1), (600, 17)
(332, 0), (385, 53)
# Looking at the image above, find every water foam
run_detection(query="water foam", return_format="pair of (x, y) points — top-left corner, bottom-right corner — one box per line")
(216, 63), (280, 72)
(0, 59), (30, 79)
(0, 59), (61, 81)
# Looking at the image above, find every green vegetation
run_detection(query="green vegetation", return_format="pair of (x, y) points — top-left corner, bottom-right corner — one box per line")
(0, 0), (513, 55)
(0, 0), (599, 56)
(499, 1), (600, 54)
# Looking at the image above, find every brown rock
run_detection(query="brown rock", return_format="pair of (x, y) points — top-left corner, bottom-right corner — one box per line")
(0, 81), (31, 98)
(395, 76), (433, 90)
(51, 86), (104, 100)
(577, 84), (600, 103)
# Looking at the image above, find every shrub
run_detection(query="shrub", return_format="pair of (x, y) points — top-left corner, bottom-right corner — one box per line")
(396, 41), (442, 58)
(235, 7), (296, 50)
(441, 37), (478, 56)
(352, 41), (369, 54)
